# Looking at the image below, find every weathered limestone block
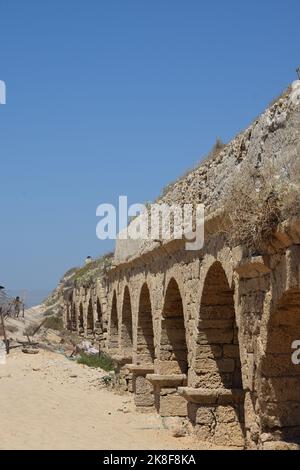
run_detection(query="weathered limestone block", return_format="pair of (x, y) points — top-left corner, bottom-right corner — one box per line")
(198, 320), (234, 330)
(235, 256), (271, 280)
(194, 407), (215, 426)
(200, 305), (237, 320)
(197, 329), (233, 345)
(189, 404), (245, 447)
(194, 425), (212, 441)
(259, 377), (300, 403)
(195, 345), (223, 360)
(260, 403), (300, 428)
(262, 441), (300, 451)
(264, 328), (300, 353)
(135, 392), (155, 408)
(260, 354), (300, 377)
(285, 246), (300, 291)
(194, 371), (233, 389)
(135, 375), (153, 395)
(213, 420), (245, 448)
(160, 395), (188, 417)
(157, 360), (184, 375)
(195, 358), (235, 373)
(137, 353), (155, 364)
(215, 405), (240, 424)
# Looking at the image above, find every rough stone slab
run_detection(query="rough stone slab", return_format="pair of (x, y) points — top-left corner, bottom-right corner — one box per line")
(178, 387), (244, 405)
(146, 374), (187, 387)
(126, 364), (155, 375)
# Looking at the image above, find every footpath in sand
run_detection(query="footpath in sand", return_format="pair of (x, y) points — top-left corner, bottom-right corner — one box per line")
(0, 348), (224, 450)
(0, 305), (228, 450)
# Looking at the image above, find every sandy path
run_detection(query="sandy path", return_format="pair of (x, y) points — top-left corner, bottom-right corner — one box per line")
(0, 349), (218, 450)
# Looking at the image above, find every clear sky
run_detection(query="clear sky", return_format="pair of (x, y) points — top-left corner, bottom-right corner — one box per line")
(0, 0), (299, 299)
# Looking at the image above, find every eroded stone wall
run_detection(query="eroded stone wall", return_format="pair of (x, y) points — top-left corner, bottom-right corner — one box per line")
(62, 82), (300, 449)
(63, 229), (300, 449)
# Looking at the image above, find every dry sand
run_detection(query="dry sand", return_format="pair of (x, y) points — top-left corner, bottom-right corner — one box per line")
(0, 348), (222, 450)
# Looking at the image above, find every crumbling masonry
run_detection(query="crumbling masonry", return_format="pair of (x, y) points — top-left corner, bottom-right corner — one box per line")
(63, 82), (300, 450)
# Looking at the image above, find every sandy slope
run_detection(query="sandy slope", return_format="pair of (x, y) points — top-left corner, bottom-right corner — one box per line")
(0, 348), (223, 450)
(4, 304), (46, 335)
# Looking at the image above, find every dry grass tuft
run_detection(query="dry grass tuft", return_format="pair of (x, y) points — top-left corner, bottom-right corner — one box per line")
(222, 156), (300, 253)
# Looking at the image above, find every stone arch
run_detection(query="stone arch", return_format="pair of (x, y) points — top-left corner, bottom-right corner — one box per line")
(96, 297), (102, 323)
(65, 293), (73, 330)
(188, 261), (245, 447)
(195, 261), (243, 390)
(66, 304), (71, 330)
(71, 302), (76, 330)
(87, 298), (94, 333)
(160, 277), (188, 374)
(259, 288), (300, 443)
(109, 291), (118, 350)
(137, 283), (155, 364)
(121, 286), (133, 354)
(78, 302), (84, 330)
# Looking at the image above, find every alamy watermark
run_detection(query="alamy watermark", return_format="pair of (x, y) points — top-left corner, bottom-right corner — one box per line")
(0, 80), (6, 105)
(96, 196), (204, 251)
(292, 340), (300, 365)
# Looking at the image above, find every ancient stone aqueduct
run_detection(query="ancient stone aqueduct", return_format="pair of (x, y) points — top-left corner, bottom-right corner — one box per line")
(63, 83), (300, 450)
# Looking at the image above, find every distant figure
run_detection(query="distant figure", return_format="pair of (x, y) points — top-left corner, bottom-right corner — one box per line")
(0, 287), (6, 308)
(13, 296), (21, 318)
(85, 256), (92, 265)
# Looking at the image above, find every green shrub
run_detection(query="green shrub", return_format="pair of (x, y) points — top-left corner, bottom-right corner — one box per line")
(43, 316), (64, 331)
(77, 352), (114, 372)
(101, 374), (114, 386)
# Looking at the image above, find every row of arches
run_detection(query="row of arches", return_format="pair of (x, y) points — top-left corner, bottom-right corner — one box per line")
(108, 260), (300, 446)
(64, 255), (300, 446)
(66, 296), (103, 337)
(110, 284), (155, 361)
(109, 261), (242, 390)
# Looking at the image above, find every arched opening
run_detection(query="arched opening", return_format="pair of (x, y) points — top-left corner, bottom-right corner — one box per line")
(66, 293), (73, 330)
(137, 284), (155, 364)
(191, 261), (245, 447)
(260, 289), (300, 443)
(87, 298), (94, 333)
(121, 286), (133, 354)
(66, 304), (71, 330)
(161, 278), (188, 374)
(71, 303), (76, 330)
(96, 298), (102, 324)
(79, 303), (84, 329)
(109, 291), (118, 349)
(196, 261), (242, 390)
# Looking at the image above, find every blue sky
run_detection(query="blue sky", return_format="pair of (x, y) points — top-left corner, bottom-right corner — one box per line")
(0, 0), (299, 299)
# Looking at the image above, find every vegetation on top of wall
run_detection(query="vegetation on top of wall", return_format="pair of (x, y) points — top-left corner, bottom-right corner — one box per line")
(222, 155), (300, 253)
(72, 252), (113, 286)
(43, 252), (113, 312)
